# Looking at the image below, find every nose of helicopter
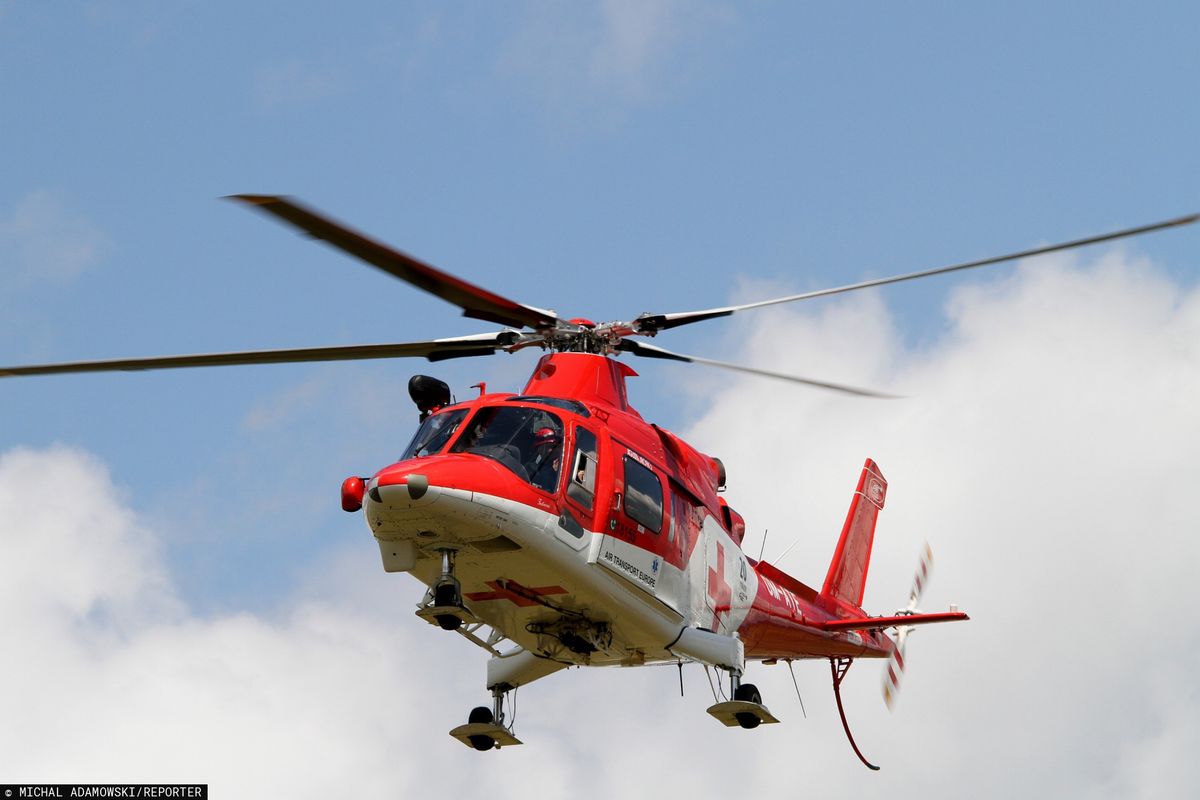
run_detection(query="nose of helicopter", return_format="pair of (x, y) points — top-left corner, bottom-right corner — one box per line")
(367, 464), (439, 507)
(363, 454), (559, 544)
(367, 454), (524, 506)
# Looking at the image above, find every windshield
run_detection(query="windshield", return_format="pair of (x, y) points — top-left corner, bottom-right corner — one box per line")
(401, 409), (468, 460)
(451, 406), (563, 493)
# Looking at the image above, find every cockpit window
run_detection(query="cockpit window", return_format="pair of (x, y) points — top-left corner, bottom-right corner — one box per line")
(451, 406), (564, 493)
(401, 409), (468, 460)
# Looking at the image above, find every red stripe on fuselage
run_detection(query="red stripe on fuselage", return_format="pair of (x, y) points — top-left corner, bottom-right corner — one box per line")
(466, 579), (568, 607)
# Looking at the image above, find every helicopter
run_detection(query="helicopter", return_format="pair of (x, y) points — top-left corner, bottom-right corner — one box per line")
(2, 197), (1195, 768)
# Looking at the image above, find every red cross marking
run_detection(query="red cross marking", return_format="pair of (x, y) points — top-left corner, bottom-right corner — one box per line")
(465, 579), (568, 607)
(707, 541), (733, 631)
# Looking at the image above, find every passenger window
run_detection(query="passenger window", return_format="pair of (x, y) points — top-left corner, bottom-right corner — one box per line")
(567, 427), (598, 510)
(622, 454), (663, 533)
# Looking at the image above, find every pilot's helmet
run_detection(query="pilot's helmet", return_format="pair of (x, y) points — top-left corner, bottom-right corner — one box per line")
(533, 426), (560, 449)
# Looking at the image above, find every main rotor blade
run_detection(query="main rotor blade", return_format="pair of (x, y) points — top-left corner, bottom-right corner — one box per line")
(637, 213), (1200, 333)
(618, 340), (899, 398)
(229, 195), (564, 331)
(0, 332), (515, 378)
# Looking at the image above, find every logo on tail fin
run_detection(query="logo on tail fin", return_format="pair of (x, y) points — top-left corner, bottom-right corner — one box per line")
(867, 477), (886, 507)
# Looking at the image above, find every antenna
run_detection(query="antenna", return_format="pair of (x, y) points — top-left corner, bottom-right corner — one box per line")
(775, 537), (801, 564)
(757, 528), (769, 561)
(786, 659), (807, 718)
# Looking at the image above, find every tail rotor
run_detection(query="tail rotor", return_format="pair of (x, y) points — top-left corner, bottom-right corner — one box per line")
(882, 542), (933, 710)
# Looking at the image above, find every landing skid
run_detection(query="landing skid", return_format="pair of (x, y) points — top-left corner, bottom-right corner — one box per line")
(450, 687), (522, 752)
(412, 606), (477, 633)
(448, 722), (522, 750)
(415, 603), (479, 629)
(706, 699), (780, 728)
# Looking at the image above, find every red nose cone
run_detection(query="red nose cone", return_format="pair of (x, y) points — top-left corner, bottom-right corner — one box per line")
(341, 476), (365, 512)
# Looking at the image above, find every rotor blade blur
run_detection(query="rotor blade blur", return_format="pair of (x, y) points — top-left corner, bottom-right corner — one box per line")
(907, 541), (934, 611)
(229, 195), (564, 331)
(618, 340), (900, 398)
(637, 213), (1200, 333)
(0, 332), (515, 378)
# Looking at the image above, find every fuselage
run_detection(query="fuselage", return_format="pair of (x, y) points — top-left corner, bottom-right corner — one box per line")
(362, 353), (890, 668)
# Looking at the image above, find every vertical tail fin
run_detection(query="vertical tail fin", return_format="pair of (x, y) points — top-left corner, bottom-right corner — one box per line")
(821, 459), (888, 610)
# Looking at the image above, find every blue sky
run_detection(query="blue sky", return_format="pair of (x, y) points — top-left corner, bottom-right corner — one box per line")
(2, 3), (1199, 797)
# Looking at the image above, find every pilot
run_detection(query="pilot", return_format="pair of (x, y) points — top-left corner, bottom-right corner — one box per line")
(527, 426), (562, 493)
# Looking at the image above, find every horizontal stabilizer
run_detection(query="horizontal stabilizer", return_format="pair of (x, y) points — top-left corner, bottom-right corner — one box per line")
(819, 611), (969, 632)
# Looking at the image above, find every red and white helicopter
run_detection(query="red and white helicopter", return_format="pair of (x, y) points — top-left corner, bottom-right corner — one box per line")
(3, 198), (1195, 768)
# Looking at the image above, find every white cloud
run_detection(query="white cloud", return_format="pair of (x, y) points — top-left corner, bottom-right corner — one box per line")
(0, 446), (468, 795)
(0, 190), (111, 289)
(241, 372), (334, 432)
(2, 251), (1197, 797)
(589, 0), (683, 97)
(497, 0), (732, 111)
(252, 59), (341, 111)
(681, 251), (1200, 796)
